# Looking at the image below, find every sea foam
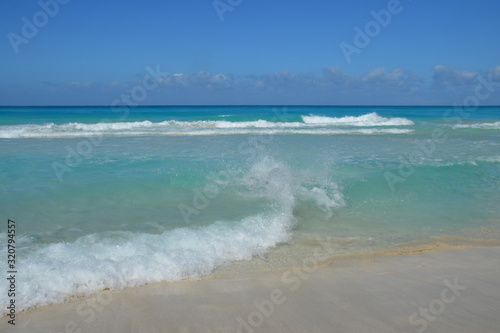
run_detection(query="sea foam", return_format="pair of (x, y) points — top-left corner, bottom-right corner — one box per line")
(302, 112), (414, 126)
(452, 121), (500, 130)
(0, 113), (414, 138)
(0, 157), (344, 314)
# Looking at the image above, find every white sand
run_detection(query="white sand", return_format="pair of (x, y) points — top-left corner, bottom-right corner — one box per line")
(3, 247), (500, 333)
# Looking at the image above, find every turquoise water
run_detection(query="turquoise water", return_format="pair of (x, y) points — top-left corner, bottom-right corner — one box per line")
(1, 106), (500, 312)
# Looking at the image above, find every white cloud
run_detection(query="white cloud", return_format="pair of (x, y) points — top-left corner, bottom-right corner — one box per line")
(322, 66), (350, 85)
(5, 65), (500, 105)
(432, 65), (477, 86)
(488, 66), (500, 80)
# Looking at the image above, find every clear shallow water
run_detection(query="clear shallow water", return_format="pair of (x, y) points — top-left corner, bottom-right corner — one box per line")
(1, 106), (500, 313)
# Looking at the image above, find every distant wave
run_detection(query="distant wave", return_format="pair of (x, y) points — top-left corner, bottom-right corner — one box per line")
(302, 112), (414, 126)
(0, 113), (414, 139)
(452, 121), (500, 130)
(405, 155), (500, 167)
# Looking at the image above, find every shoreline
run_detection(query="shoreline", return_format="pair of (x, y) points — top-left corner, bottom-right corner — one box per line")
(211, 234), (500, 278)
(3, 239), (500, 332)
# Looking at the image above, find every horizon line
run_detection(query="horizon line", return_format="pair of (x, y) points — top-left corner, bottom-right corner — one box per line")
(1, 105), (500, 108)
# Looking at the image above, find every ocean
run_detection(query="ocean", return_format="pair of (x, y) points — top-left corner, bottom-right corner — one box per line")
(1, 105), (500, 314)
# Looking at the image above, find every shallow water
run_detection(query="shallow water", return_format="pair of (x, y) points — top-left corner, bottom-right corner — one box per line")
(1, 105), (499, 313)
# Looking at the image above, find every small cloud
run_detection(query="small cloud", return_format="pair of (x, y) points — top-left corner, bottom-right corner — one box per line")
(487, 66), (500, 81)
(363, 67), (387, 81)
(321, 66), (421, 90)
(322, 66), (350, 85)
(66, 81), (93, 88)
(361, 68), (420, 88)
(155, 71), (234, 90)
(432, 65), (477, 86)
(211, 73), (227, 82)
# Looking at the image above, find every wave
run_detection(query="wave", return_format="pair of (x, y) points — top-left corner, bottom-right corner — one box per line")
(302, 112), (414, 126)
(476, 155), (500, 163)
(452, 121), (500, 130)
(0, 113), (414, 138)
(0, 157), (345, 314)
(0, 126), (414, 138)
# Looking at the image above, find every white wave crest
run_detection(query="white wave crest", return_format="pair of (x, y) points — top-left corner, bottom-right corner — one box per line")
(452, 121), (500, 130)
(0, 113), (414, 139)
(302, 112), (414, 126)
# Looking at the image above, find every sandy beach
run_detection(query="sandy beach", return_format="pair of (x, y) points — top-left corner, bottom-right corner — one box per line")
(3, 245), (500, 333)
(3, 106), (500, 332)
(3, 0), (500, 331)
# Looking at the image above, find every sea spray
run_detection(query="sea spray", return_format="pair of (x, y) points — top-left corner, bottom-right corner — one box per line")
(0, 157), (347, 314)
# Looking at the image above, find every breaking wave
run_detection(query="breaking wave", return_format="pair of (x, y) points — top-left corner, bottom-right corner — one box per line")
(0, 113), (414, 138)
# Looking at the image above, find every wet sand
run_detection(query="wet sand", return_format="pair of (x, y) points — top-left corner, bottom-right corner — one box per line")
(3, 246), (500, 333)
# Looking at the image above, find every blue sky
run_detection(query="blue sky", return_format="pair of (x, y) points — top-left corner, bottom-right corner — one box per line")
(1, 0), (500, 105)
